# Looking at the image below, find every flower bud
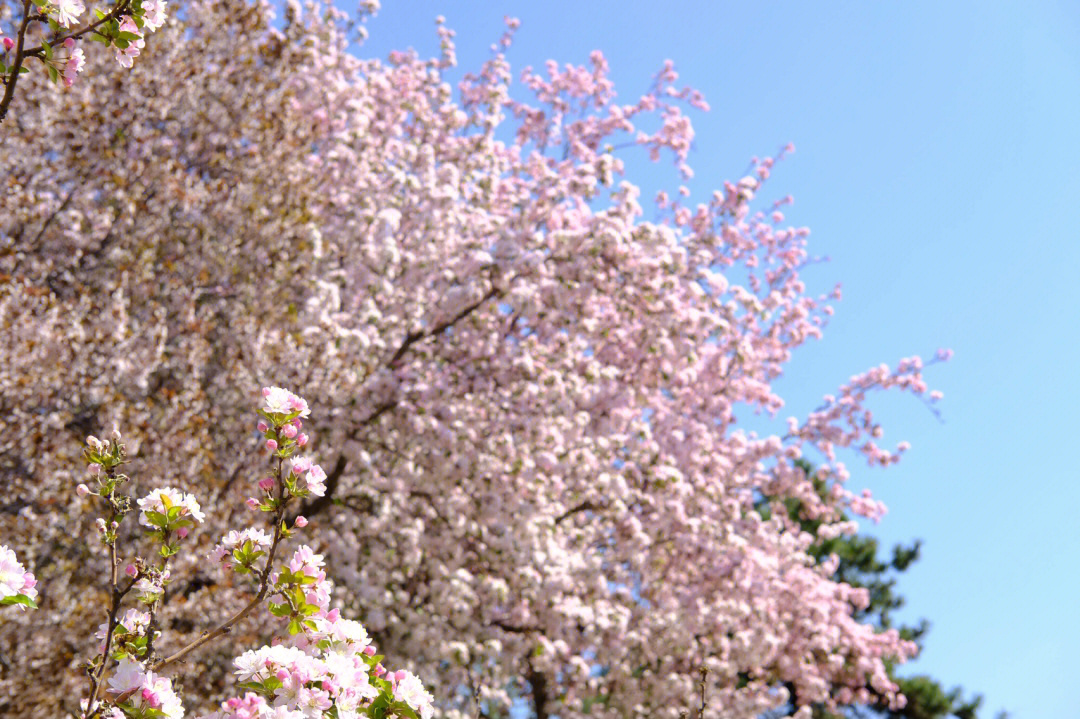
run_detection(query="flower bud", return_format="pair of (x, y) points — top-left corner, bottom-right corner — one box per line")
(258, 477), (274, 492)
(265, 439), (278, 451)
(374, 664), (386, 677)
(363, 645), (376, 656)
(95, 518), (107, 533)
(126, 564), (138, 577)
(281, 424), (298, 439)
(245, 498), (260, 510)
(3, 38), (14, 52)
(257, 420), (268, 433)
(63, 37), (75, 49)
(176, 526), (189, 539)
(296, 433), (308, 447)
(111, 427), (122, 442)
(110, 521), (119, 530)
(76, 483), (89, 497)
(88, 463), (101, 476)
(294, 516), (308, 528)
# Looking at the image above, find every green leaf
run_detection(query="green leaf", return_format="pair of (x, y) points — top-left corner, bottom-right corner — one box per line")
(268, 602), (290, 617)
(89, 32), (109, 43)
(144, 510), (168, 528)
(43, 41), (52, 60)
(390, 701), (419, 719)
(18, 67), (29, 74)
(0, 594), (37, 609)
(117, 31), (140, 41)
(31, 0), (46, 6)
(287, 618), (303, 635)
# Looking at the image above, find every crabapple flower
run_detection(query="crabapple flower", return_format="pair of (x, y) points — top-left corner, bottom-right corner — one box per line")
(113, 17), (144, 69)
(63, 46), (85, 88)
(137, 487), (205, 528)
(286, 456), (326, 497)
(107, 658), (147, 694)
(0, 546), (37, 609)
(141, 0), (168, 31)
(53, 0), (85, 27)
(96, 608), (150, 651)
(209, 528), (272, 570)
(262, 386), (307, 416)
(134, 574), (166, 603)
(393, 670), (435, 719)
(106, 661), (183, 719)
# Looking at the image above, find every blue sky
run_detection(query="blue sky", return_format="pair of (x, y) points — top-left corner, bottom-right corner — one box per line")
(357, 2), (1080, 716)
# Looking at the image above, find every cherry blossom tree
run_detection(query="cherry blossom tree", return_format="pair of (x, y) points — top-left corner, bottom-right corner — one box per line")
(0, 1), (947, 717)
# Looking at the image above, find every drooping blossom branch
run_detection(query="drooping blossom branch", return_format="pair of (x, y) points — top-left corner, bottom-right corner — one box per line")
(0, 0), (166, 122)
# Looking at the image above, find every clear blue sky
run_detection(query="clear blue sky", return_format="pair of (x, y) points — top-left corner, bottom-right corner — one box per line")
(356, 2), (1080, 717)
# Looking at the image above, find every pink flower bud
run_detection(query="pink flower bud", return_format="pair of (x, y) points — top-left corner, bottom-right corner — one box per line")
(262, 387), (272, 397)
(296, 433), (308, 447)
(281, 423), (297, 439)
(326, 608), (340, 622)
(176, 526), (189, 539)
(265, 439), (278, 451)
(95, 518), (106, 532)
(63, 37), (75, 49)
(257, 420), (268, 433)
(292, 418), (302, 429)
(126, 564), (138, 577)
(110, 521), (119, 530)
(363, 645), (376, 656)
(275, 668), (290, 681)
(394, 670), (407, 682)
(374, 664), (386, 677)
(258, 477), (275, 492)
(294, 515), (308, 528)
(88, 463), (101, 475)
(3, 38), (14, 51)
(76, 483), (89, 497)
(245, 498), (260, 510)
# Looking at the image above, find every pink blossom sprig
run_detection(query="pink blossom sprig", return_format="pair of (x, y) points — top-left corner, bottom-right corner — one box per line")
(0, 0), (169, 124)
(200, 545), (435, 719)
(0, 545), (38, 610)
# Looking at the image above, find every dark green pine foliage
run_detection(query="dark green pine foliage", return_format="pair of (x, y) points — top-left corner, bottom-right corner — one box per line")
(756, 459), (984, 719)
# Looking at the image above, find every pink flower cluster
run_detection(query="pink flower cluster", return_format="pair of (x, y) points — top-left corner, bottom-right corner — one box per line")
(0, 545), (37, 610)
(209, 528), (272, 568)
(103, 659), (184, 719)
(262, 386), (311, 419)
(286, 456), (327, 497)
(95, 607), (150, 651)
(137, 486), (206, 529)
(202, 546), (434, 719)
